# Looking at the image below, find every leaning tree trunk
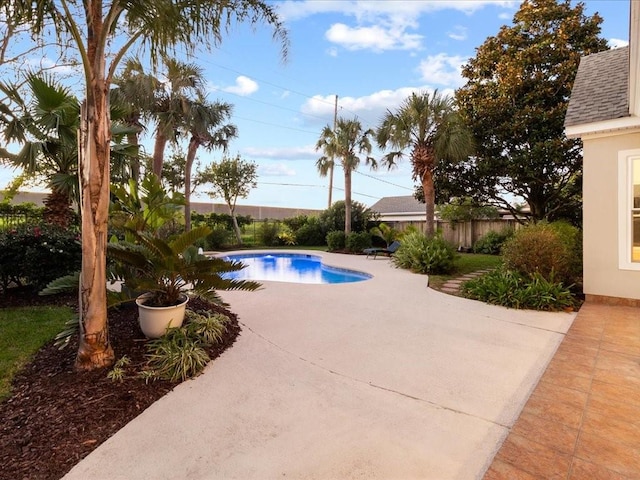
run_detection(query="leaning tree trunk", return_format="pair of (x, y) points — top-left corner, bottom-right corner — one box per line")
(76, 82), (115, 370)
(184, 137), (199, 232)
(152, 130), (168, 178)
(344, 167), (352, 235)
(422, 169), (435, 237)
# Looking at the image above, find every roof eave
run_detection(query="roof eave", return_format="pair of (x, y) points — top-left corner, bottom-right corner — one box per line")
(565, 115), (640, 139)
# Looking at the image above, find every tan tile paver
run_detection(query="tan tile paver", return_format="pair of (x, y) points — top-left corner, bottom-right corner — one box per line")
(483, 302), (640, 480)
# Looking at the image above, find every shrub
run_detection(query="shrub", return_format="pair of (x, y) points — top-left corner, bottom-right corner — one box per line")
(326, 230), (346, 251)
(276, 226), (296, 246)
(0, 223), (81, 291)
(393, 231), (456, 274)
(345, 231), (372, 253)
(473, 229), (514, 255)
(502, 222), (581, 285)
(319, 200), (376, 236)
(282, 214), (310, 232)
(143, 309), (230, 382)
(461, 269), (575, 311)
(205, 224), (231, 249)
(257, 220), (280, 246)
(295, 218), (325, 246)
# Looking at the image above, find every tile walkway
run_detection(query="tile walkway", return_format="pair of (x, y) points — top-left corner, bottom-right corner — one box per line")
(482, 301), (640, 479)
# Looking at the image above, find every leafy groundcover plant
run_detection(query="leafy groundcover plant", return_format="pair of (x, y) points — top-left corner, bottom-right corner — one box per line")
(461, 268), (575, 312)
(392, 230), (456, 274)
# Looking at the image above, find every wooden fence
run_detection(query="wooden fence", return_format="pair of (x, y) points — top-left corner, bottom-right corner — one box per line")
(388, 219), (521, 248)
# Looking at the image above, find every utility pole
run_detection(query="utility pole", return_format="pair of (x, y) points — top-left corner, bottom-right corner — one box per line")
(327, 94), (338, 208)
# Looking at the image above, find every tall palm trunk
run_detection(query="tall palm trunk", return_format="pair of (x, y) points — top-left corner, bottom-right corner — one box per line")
(344, 166), (352, 235)
(422, 169), (435, 237)
(152, 130), (168, 177)
(413, 144), (436, 237)
(184, 136), (199, 231)
(76, 49), (114, 370)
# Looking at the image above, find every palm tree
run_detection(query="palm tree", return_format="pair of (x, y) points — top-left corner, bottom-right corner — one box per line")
(0, 74), (79, 227)
(376, 91), (474, 236)
(4, 0), (287, 371)
(150, 58), (206, 178)
(111, 58), (159, 182)
(183, 99), (237, 231)
(316, 117), (376, 235)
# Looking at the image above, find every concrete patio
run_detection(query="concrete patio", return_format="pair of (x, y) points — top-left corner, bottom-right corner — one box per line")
(63, 251), (576, 480)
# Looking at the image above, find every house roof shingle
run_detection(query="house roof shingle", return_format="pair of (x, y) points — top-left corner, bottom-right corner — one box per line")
(369, 195), (425, 214)
(565, 46), (630, 127)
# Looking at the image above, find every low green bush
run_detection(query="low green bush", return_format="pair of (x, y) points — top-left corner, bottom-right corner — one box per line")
(461, 269), (575, 311)
(473, 229), (514, 255)
(142, 309), (230, 382)
(393, 231), (456, 274)
(345, 231), (372, 253)
(0, 224), (81, 291)
(294, 218), (325, 246)
(502, 222), (581, 285)
(205, 224), (231, 250)
(326, 230), (346, 251)
(258, 220), (280, 246)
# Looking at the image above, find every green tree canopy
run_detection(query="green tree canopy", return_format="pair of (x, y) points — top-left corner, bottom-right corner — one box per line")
(200, 154), (258, 245)
(454, 0), (609, 224)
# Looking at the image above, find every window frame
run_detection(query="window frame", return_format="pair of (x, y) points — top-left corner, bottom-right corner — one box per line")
(618, 149), (640, 271)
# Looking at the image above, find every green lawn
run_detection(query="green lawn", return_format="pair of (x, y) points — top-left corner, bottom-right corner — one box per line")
(0, 306), (74, 400)
(428, 253), (503, 289)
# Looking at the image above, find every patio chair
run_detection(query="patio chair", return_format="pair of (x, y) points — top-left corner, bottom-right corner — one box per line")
(363, 240), (401, 259)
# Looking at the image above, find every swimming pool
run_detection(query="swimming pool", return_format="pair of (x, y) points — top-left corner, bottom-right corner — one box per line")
(221, 253), (372, 284)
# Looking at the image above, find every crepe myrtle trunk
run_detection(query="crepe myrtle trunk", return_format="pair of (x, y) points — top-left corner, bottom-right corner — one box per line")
(76, 88), (114, 370)
(229, 205), (243, 244)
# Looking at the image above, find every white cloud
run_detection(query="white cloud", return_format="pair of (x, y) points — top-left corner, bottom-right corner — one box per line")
(326, 46), (339, 57)
(325, 23), (422, 52)
(609, 38), (629, 49)
(222, 76), (259, 96)
(300, 85), (455, 127)
(417, 53), (467, 88)
(258, 164), (297, 177)
(498, 12), (512, 20)
(242, 145), (318, 161)
(447, 26), (467, 41)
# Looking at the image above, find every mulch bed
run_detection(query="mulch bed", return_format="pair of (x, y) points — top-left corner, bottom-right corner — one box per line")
(0, 288), (240, 480)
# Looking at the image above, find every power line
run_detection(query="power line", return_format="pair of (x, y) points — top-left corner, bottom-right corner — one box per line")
(258, 181), (379, 200)
(354, 170), (414, 191)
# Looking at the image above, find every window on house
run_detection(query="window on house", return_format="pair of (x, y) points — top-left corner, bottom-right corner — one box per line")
(619, 150), (640, 270)
(633, 157), (640, 262)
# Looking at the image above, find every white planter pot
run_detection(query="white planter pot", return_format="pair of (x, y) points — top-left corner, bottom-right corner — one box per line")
(136, 293), (189, 339)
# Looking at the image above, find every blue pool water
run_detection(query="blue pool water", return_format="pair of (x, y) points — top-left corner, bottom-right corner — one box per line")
(221, 253), (372, 284)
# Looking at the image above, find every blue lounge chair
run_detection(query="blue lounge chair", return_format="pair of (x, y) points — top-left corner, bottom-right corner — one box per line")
(363, 240), (401, 259)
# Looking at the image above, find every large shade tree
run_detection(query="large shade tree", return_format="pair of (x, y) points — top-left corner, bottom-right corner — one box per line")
(454, 0), (609, 223)
(1, 0), (287, 371)
(316, 117), (376, 235)
(376, 90), (473, 236)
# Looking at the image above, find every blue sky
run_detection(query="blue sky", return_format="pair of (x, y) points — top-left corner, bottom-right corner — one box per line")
(0, 0), (632, 211)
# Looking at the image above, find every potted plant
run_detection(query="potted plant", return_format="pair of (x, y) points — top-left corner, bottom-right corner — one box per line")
(107, 226), (260, 338)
